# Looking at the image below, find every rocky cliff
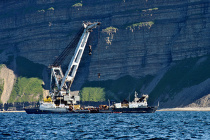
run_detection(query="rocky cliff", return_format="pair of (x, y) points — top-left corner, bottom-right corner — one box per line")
(0, 0), (210, 107)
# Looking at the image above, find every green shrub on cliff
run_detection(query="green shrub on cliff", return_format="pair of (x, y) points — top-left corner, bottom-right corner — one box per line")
(48, 7), (54, 11)
(103, 26), (118, 34)
(38, 7), (54, 13)
(80, 87), (105, 101)
(142, 7), (158, 12)
(72, 3), (82, 7)
(126, 21), (154, 30)
(8, 77), (43, 103)
(152, 8), (158, 10)
(38, 9), (45, 13)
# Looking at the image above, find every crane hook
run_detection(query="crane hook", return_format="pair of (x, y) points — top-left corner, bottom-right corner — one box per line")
(89, 45), (92, 55)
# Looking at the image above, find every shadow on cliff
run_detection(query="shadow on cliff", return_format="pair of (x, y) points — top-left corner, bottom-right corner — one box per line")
(71, 30), (100, 91)
(12, 56), (50, 91)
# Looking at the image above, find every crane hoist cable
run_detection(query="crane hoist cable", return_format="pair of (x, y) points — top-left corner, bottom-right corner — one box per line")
(97, 25), (101, 79)
(52, 27), (84, 67)
(97, 24), (102, 90)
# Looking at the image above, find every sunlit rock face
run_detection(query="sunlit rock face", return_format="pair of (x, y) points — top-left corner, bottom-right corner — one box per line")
(0, 0), (210, 90)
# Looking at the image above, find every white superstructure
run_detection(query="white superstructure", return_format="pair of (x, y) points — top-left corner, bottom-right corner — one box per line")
(114, 91), (149, 109)
(39, 102), (69, 113)
(129, 92), (148, 108)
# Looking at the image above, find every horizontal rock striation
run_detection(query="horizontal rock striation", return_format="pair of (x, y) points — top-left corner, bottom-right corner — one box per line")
(0, 0), (210, 106)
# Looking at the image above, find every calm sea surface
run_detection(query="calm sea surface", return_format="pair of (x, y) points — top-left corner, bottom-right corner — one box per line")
(0, 111), (210, 139)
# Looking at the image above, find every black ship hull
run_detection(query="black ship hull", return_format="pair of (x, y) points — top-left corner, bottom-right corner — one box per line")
(112, 106), (158, 113)
(24, 108), (82, 114)
(24, 108), (97, 114)
(24, 106), (158, 114)
(24, 108), (48, 114)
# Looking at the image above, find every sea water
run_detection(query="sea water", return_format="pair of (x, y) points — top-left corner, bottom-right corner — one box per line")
(0, 111), (210, 139)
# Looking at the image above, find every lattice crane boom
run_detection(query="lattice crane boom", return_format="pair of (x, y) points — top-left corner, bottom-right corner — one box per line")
(50, 22), (100, 97)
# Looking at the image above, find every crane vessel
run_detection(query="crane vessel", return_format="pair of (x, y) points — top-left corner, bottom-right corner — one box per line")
(24, 22), (158, 114)
(24, 22), (101, 114)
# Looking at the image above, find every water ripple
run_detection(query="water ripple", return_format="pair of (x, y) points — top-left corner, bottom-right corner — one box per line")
(0, 112), (210, 139)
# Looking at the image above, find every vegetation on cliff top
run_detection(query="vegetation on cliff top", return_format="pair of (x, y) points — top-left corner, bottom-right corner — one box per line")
(148, 55), (210, 104)
(8, 57), (44, 103)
